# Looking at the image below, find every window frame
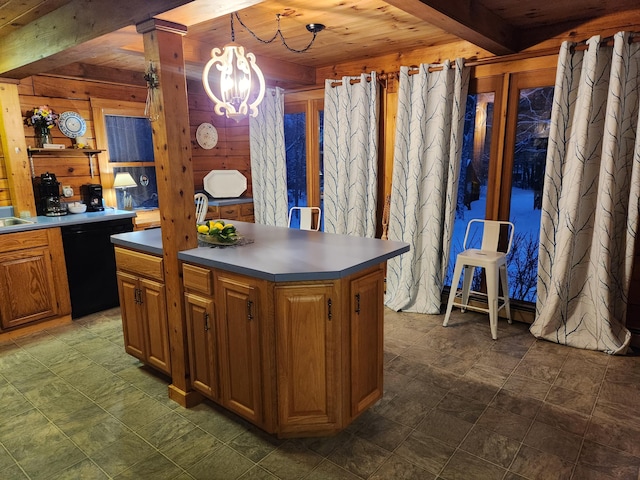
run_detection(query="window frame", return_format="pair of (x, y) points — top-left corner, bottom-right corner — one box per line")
(284, 89), (324, 209)
(91, 98), (150, 208)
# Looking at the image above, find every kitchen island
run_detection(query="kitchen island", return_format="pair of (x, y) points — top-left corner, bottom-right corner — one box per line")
(111, 222), (409, 437)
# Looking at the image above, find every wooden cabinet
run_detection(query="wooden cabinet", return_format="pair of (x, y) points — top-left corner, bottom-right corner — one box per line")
(0, 229), (70, 330)
(115, 247), (171, 375)
(180, 261), (385, 438)
(349, 266), (385, 417)
(216, 271), (271, 428)
(183, 264), (218, 399)
(183, 266), (275, 430)
(206, 201), (254, 223)
(275, 283), (341, 435)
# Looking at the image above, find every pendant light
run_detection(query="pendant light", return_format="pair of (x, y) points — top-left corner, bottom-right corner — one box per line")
(202, 13), (265, 122)
(202, 12), (325, 122)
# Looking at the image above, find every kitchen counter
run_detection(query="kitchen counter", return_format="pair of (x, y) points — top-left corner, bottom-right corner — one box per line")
(111, 221), (410, 281)
(0, 208), (136, 234)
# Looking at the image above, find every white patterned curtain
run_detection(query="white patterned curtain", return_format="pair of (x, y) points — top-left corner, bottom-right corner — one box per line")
(249, 87), (288, 226)
(324, 72), (379, 237)
(532, 32), (640, 354)
(385, 59), (469, 314)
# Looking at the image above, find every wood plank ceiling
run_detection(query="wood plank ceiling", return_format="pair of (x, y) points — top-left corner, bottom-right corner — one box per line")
(0, 0), (638, 88)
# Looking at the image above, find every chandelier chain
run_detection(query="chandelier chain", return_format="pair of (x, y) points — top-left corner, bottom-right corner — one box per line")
(232, 11), (319, 54)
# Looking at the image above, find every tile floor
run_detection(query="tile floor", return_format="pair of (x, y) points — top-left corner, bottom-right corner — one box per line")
(1, 307), (640, 479)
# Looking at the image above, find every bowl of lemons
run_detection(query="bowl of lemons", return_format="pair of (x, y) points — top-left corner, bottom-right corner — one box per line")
(197, 220), (240, 245)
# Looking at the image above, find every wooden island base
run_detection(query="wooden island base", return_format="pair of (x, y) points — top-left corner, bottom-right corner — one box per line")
(182, 262), (386, 438)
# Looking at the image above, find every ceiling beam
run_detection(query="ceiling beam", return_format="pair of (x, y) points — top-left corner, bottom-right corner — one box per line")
(0, 0), (196, 78)
(384, 0), (518, 56)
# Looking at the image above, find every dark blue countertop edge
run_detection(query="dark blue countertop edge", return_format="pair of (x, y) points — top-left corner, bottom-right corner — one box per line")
(0, 208), (136, 234)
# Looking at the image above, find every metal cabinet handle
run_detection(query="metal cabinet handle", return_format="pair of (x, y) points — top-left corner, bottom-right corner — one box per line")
(355, 293), (360, 314)
(247, 300), (253, 321)
(204, 312), (210, 331)
(328, 299), (332, 320)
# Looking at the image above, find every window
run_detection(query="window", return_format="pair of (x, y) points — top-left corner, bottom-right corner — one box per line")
(91, 99), (157, 210)
(284, 90), (324, 229)
(446, 70), (555, 306)
(105, 115), (157, 210)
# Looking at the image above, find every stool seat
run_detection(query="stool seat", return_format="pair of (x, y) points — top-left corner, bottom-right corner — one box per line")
(443, 219), (514, 340)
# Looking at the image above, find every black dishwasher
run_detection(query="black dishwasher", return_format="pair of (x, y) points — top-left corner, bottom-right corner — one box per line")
(61, 218), (133, 318)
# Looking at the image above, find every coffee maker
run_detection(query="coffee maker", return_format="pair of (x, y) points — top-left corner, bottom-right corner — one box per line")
(81, 184), (104, 212)
(33, 172), (68, 216)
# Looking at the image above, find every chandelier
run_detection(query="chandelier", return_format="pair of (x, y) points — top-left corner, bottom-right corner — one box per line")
(202, 12), (325, 122)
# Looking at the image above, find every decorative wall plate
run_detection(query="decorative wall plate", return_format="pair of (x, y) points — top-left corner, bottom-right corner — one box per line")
(203, 170), (247, 198)
(196, 122), (218, 149)
(58, 111), (87, 138)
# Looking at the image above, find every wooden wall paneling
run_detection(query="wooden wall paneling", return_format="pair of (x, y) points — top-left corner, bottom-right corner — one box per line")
(20, 93), (95, 151)
(32, 75), (147, 103)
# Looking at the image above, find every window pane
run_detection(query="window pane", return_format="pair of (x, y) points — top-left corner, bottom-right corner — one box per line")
(508, 86), (553, 303)
(446, 93), (494, 288)
(113, 167), (158, 210)
(105, 115), (155, 162)
(284, 111), (307, 228)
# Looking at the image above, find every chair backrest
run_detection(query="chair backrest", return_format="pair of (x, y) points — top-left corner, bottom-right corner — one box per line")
(463, 219), (515, 254)
(194, 193), (209, 223)
(288, 206), (322, 231)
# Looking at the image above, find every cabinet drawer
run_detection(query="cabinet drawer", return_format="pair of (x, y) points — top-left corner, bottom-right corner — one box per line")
(115, 247), (164, 281)
(0, 229), (50, 253)
(183, 263), (214, 296)
(240, 203), (254, 217)
(218, 204), (240, 219)
(206, 205), (220, 219)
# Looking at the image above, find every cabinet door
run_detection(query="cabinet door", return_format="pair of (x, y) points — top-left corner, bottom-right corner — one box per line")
(275, 283), (340, 433)
(116, 271), (145, 360)
(184, 292), (218, 399)
(0, 247), (58, 329)
(217, 274), (262, 424)
(350, 268), (385, 416)
(139, 277), (171, 375)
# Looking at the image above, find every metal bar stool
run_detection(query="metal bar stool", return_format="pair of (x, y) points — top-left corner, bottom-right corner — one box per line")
(443, 219), (515, 340)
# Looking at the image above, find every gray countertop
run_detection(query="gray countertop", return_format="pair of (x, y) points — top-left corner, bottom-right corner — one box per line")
(111, 221), (409, 282)
(0, 208), (136, 234)
(110, 228), (164, 256)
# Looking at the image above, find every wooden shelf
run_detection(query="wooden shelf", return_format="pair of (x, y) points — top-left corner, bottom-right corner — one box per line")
(27, 148), (104, 178)
(27, 148), (103, 156)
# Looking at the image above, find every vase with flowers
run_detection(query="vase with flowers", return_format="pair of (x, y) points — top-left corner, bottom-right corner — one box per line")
(25, 106), (59, 148)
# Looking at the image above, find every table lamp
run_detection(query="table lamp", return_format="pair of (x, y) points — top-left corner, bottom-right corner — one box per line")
(113, 172), (137, 210)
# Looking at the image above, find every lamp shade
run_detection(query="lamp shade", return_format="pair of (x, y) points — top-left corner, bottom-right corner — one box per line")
(113, 172), (137, 188)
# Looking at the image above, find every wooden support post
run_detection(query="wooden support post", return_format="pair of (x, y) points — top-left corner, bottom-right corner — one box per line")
(137, 18), (200, 407)
(0, 81), (36, 217)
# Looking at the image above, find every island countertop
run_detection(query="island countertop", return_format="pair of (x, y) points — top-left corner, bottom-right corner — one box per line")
(111, 221), (409, 282)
